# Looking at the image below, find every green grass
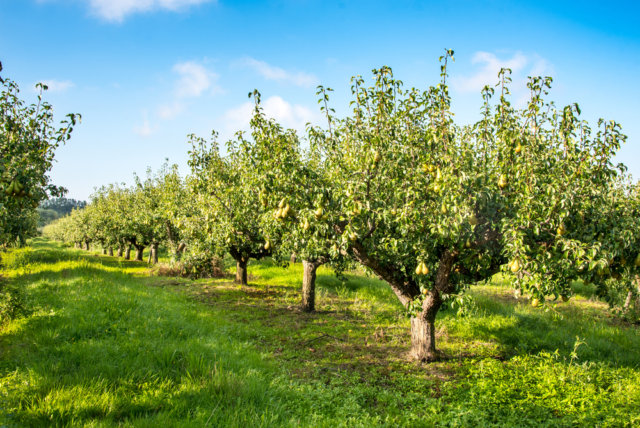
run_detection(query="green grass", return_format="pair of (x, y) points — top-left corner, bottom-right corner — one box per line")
(1, 238), (639, 427)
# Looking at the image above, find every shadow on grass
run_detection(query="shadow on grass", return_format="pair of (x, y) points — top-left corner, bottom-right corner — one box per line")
(449, 288), (640, 368)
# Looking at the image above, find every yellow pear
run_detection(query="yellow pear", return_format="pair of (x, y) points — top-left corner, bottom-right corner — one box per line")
(498, 174), (508, 189)
(510, 259), (520, 273)
(556, 224), (566, 236)
(373, 151), (381, 163)
(531, 298), (540, 308)
(421, 263), (429, 275)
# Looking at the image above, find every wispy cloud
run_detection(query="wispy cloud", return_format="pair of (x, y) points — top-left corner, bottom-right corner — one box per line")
(173, 61), (217, 98)
(223, 95), (318, 136)
(134, 111), (153, 137)
(87, 0), (214, 22)
(156, 61), (219, 121)
(134, 120), (152, 137)
(240, 58), (318, 87)
(36, 79), (74, 93)
(451, 51), (554, 95)
(157, 102), (185, 120)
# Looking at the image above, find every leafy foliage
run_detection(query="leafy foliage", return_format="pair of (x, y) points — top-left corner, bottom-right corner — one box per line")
(0, 64), (79, 246)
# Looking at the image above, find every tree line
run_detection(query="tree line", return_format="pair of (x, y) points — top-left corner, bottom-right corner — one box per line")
(41, 52), (640, 361)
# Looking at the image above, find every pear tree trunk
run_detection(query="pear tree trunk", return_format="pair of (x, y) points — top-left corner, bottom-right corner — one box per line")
(150, 243), (159, 264)
(134, 245), (145, 261)
(301, 260), (320, 312)
(124, 244), (132, 260)
(117, 246), (123, 257)
(108, 247), (114, 256)
(235, 259), (248, 285)
(84, 241), (90, 251)
(102, 248), (107, 255)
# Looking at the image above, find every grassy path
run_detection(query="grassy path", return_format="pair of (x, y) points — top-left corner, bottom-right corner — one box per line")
(1, 239), (639, 427)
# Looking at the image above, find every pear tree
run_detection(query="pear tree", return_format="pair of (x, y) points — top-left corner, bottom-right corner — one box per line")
(186, 132), (271, 284)
(311, 52), (626, 361)
(0, 62), (79, 246)
(243, 96), (349, 311)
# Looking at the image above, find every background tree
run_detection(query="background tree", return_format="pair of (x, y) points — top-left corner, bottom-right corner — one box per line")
(186, 132), (271, 285)
(246, 96), (349, 311)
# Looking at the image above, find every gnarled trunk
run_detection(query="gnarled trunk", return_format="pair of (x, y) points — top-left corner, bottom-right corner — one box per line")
(117, 246), (123, 257)
(102, 248), (107, 255)
(84, 241), (90, 251)
(235, 259), (248, 285)
(124, 244), (132, 260)
(302, 259), (320, 312)
(107, 247), (113, 256)
(134, 245), (145, 261)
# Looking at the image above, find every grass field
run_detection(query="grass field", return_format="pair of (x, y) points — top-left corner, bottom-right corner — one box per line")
(1, 238), (639, 427)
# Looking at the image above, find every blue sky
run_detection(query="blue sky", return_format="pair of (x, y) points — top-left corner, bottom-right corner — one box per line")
(1, 0), (639, 200)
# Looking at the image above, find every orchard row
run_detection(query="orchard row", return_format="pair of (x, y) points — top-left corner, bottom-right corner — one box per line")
(42, 54), (640, 361)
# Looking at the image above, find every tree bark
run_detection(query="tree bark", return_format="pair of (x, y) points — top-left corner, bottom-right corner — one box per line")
(235, 259), (248, 285)
(150, 242), (159, 264)
(290, 253), (297, 263)
(410, 249), (456, 361)
(625, 276), (640, 312)
(108, 247), (114, 256)
(102, 248), (107, 255)
(117, 246), (123, 257)
(411, 290), (443, 361)
(301, 259), (320, 312)
(84, 241), (90, 251)
(124, 244), (131, 260)
(134, 245), (145, 261)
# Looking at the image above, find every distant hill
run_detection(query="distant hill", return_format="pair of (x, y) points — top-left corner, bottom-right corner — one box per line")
(37, 198), (87, 228)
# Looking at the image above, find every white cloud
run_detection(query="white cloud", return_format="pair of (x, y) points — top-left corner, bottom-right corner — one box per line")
(173, 61), (217, 98)
(134, 119), (153, 137)
(36, 79), (74, 93)
(134, 111), (153, 137)
(451, 51), (553, 95)
(154, 61), (218, 121)
(241, 58), (318, 87)
(157, 101), (185, 120)
(87, 0), (213, 22)
(223, 96), (319, 136)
